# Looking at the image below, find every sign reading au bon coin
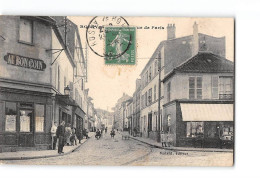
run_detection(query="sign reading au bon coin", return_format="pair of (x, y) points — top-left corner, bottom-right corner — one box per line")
(4, 53), (46, 71)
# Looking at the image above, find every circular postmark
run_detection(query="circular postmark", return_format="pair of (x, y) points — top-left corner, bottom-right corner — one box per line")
(86, 16), (132, 59)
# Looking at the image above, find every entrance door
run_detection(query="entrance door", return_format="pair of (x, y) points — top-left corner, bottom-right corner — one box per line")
(76, 116), (83, 134)
(148, 113), (152, 137)
(18, 109), (34, 147)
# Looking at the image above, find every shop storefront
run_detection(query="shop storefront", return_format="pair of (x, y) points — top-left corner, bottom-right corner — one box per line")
(164, 101), (234, 149)
(0, 89), (53, 152)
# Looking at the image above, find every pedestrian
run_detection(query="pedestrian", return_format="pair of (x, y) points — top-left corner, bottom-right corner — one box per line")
(56, 121), (66, 154)
(83, 128), (89, 139)
(65, 123), (72, 146)
(51, 121), (58, 150)
(70, 127), (77, 146)
(95, 129), (101, 139)
(76, 128), (83, 144)
(110, 129), (115, 138)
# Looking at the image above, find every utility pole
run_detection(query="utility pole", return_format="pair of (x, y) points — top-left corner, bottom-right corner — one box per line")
(157, 51), (161, 142)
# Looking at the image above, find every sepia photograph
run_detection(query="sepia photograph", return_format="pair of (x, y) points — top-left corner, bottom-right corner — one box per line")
(0, 16), (234, 166)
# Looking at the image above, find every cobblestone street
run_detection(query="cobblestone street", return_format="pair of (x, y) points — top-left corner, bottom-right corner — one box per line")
(1, 132), (233, 166)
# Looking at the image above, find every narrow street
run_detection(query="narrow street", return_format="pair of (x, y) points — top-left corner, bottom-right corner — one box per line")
(1, 132), (233, 166)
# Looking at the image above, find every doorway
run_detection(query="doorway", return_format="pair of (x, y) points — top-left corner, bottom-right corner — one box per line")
(18, 109), (34, 147)
(148, 113), (152, 137)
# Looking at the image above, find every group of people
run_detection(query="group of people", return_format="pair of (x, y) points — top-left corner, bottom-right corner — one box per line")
(94, 128), (116, 139)
(51, 121), (89, 154)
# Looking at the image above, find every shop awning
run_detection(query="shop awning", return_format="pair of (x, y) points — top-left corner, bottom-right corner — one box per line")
(180, 103), (233, 121)
(56, 94), (77, 106)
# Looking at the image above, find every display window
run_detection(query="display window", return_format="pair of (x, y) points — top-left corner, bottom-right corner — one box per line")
(219, 125), (233, 141)
(20, 110), (32, 132)
(186, 122), (204, 138)
(5, 102), (17, 132)
(35, 104), (45, 132)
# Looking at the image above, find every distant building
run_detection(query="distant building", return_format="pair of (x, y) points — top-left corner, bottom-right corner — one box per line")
(113, 93), (131, 131)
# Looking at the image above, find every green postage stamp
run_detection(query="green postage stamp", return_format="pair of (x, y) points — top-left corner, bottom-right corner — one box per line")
(105, 26), (136, 65)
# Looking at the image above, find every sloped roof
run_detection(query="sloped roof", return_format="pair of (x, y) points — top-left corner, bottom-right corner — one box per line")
(163, 52), (234, 82)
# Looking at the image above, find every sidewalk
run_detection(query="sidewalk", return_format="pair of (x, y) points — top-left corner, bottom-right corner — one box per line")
(126, 134), (233, 153)
(0, 132), (94, 160)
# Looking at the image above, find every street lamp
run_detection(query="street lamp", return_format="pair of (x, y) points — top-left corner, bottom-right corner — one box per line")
(64, 85), (70, 95)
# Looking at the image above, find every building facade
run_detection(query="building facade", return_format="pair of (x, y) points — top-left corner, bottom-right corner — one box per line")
(132, 79), (141, 135)
(138, 22), (227, 143)
(113, 93), (131, 131)
(0, 16), (56, 152)
(0, 16), (88, 152)
(162, 52), (234, 148)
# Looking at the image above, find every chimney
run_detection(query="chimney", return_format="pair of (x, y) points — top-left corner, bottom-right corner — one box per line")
(192, 22), (199, 56)
(167, 24), (176, 40)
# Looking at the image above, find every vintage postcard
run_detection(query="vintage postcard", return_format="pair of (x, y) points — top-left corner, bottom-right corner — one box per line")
(0, 16), (234, 166)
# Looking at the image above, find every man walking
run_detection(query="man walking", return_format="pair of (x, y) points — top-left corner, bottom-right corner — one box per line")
(56, 121), (65, 154)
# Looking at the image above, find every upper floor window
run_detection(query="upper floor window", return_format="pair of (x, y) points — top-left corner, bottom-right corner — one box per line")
(167, 82), (171, 102)
(189, 77), (202, 99)
(19, 18), (33, 44)
(154, 85), (157, 101)
(148, 88), (152, 104)
(145, 72), (148, 85)
(145, 92), (147, 107)
(212, 76), (219, 99)
(219, 77), (233, 99)
(149, 66), (152, 81)
(154, 60), (158, 75)
(212, 76), (233, 99)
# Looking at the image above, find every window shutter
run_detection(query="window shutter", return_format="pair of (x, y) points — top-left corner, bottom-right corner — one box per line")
(212, 76), (219, 99)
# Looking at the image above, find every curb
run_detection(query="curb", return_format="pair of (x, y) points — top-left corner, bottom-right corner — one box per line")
(126, 134), (233, 153)
(0, 137), (90, 161)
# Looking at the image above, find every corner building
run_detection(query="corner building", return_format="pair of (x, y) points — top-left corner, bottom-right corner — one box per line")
(139, 22), (227, 142)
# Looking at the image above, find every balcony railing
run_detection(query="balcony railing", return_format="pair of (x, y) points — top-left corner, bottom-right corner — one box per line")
(219, 94), (233, 100)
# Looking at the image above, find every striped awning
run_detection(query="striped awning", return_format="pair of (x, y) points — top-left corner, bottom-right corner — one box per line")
(180, 103), (233, 121)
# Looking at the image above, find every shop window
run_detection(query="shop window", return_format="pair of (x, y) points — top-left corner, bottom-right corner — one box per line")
(35, 104), (45, 132)
(19, 18), (33, 44)
(186, 122), (204, 138)
(205, 122), (218, 138)
(20, 110), (32, 132)
(189, 76), (203, 99)
(5, 102), (17, 132)
(219, 125), (233, 141)
(219, 77), (233, 99)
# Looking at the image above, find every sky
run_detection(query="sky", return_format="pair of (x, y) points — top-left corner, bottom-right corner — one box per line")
(68, 17), (234, 112)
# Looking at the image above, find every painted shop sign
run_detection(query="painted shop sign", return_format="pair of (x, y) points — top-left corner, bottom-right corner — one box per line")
(4, 53), (46, 71)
